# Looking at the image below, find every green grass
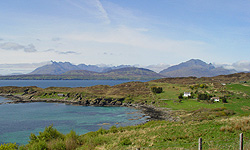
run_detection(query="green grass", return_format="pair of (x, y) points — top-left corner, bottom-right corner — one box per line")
(226, 83), (250, 96)
(160, 99), (225, 111)
(149, 82), (191, 100)
(15, 118), (250, 150)
(226, 97), (250, 115)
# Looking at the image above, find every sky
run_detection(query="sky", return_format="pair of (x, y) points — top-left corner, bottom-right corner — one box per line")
(0, 0), (250, 74)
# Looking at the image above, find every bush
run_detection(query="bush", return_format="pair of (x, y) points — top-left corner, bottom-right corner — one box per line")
(0, 143), (18, 150)
(199, 84), (208, 88)
(65, 130), (80, 150)
(31, 140), (48, 150)
(31, 125), (64, 142)
(178, 93), (183, 99)
(151, 87), (163, 94)
(109, 126), (118, 133)
(119, 138), (132, 146)
(198, 93), (211, 100)
(221, 96), (228, 103)
(48, 139), (66, 150)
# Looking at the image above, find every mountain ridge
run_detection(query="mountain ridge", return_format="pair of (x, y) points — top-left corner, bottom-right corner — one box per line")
(24, 59), (239, 79)
(159, 59), (237, 77)
(30, 61), (133, 75)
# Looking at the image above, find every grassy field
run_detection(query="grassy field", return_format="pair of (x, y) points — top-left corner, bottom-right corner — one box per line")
(12, 116), (250, 150)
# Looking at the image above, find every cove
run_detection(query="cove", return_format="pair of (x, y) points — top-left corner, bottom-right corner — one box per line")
(0, 98), (148, 145)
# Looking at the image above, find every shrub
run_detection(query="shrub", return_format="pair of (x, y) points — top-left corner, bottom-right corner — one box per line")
(178, 93), (183, 99)
(65, 130), (80, 150)
(31, 140), (48, 150)
(199, 84), (208, 88)
(109, 126), (118, 133)
(0, 143), (18, 150)
(48, 139), (66, 150)
(198, 93), (211, 100)
(151, 87), (163, 94)
(119, 138), (132, 146)
(221, 96), (228, 103)
(35, 125), (64, 142)
(28, 124), (65, 149)
(96, 127), (108, 135)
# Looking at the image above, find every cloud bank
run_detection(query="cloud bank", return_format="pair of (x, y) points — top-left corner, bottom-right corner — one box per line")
(215, 61), (250, 72)
(0, 42), (37, 52)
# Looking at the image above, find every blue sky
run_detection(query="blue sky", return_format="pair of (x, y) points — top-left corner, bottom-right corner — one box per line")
(0, 0), (250, 71)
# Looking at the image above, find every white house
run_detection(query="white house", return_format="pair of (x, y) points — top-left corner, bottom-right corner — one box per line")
(183, 92), (191, 97)
(211, 97), (220, 102)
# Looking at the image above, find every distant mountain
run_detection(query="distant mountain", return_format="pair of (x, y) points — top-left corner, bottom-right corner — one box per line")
(0, 67), (163, 80)
(63, 67), (164, 80)
(30, 61), (133, 75)
(30, 61), (79, 75)
(28, 59), (238, 78)
(159, 59), (237, 77)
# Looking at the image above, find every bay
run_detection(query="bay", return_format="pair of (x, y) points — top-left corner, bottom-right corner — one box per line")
(0, 80), (149, 145)
(0, 101), (147, 145)
(0, 80), (147, 88)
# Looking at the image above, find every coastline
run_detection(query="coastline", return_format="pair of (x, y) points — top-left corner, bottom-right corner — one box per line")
(0, 94), (176, 122)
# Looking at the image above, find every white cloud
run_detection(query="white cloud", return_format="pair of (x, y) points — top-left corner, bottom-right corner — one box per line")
(66, 0), (110, 24)
(44, 49), (79, 55)
(0, 61), (51, 75)
(51, 37), (62, 42)
(144, 64), (170, 73)
(24, 44), (37, 52)
(0, 42), (24, 50)
(0, 42), (37, 52)
(66, 26), (208, 55)
(214, 60), (250, 72)
(93, 0), (110, 24)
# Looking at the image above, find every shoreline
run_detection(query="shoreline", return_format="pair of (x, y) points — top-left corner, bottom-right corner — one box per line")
(0, 94), (176, 122)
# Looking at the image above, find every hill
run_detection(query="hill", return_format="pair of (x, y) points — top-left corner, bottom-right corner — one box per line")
(159, 59), (237, 77)
(62, 67), (164, 80)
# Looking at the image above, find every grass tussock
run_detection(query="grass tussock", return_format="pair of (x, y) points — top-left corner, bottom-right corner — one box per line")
(220, 116), (250, 132)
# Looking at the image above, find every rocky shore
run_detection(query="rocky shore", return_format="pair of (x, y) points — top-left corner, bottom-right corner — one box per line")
(0, 94), (176, 122)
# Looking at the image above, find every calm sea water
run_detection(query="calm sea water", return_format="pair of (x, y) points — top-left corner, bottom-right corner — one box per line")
(0, 80), (146, 88)
(0, 99), (147, 145)
(0, 80), (148, 145)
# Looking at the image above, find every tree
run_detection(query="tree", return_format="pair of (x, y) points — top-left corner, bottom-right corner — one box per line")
(178, 93), (183, 99)
(151, 87), (163, 94)
(221, 96), (228, 103)
(198, 93), (211, 100)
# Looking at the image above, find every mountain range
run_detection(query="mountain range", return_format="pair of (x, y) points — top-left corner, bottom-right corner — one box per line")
(0, 59), (240, 80)
(30, 61), (133, 75)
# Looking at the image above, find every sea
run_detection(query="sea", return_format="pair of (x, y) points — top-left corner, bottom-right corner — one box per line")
(0, 80), (149, 145)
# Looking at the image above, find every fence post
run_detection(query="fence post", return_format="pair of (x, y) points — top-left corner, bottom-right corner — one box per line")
(136, 148), (140, 150)
(198, 138), (202, 150)
(240, 133), (243, 150)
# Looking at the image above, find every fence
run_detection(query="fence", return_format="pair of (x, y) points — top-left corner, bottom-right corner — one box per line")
(135, 133), (246, 150)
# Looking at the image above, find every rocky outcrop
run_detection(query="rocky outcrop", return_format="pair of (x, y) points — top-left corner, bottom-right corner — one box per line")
(0, 94), (126, 107)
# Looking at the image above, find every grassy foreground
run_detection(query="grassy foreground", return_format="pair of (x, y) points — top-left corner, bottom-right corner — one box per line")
(1, 116), (250, 150)
(1, 73), (250, 149)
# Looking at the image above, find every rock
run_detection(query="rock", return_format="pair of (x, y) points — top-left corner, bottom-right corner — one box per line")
(115, 101), (122, 105)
